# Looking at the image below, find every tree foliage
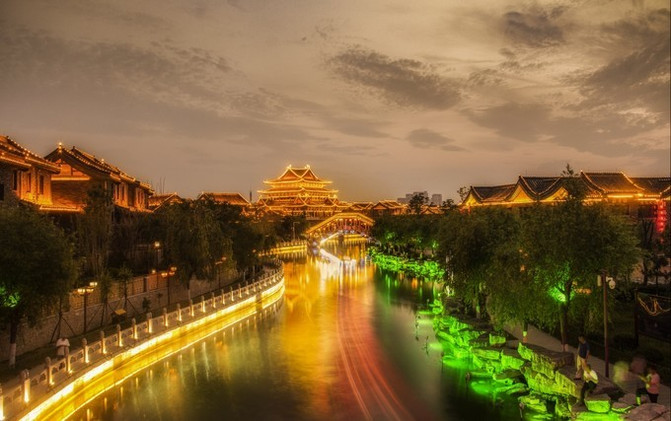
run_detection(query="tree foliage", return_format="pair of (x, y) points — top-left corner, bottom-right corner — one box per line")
(372, 188), (640, 344)
(0, 205), (77, 366)
(408, 192), (428, 215)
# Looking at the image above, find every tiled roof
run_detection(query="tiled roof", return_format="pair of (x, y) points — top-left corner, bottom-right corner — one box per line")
(198, 192), (250, 206)
(148, 193), (184, 209)
(46, 145), (153, 191)
(519, 176), (561, 197)
(266, 165), (331, 184)
(581, 172), (642, 194)
(630, 177), (671, 195)
(0, 136), (60, 172)
(462, 172), (669, 206)
(471, 184), (516, 202)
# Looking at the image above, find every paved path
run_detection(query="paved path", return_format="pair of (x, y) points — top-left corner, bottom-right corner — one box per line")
(505, 323), (670, 408)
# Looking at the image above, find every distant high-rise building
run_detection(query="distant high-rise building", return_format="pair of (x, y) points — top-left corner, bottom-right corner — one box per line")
(430, 194), (443, 206)
(398, 191), (435, 204)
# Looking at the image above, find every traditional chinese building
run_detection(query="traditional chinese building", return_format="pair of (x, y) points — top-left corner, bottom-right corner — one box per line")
(256, 165), (349, 218)
(44, 144), (153, 212)
(148, 193), (184, 211)
(461, 172), (670, 234)
(198, 192), (250, 208)
(0, 135), (62, 210)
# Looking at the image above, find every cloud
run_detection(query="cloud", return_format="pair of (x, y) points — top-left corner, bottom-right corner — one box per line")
(465, 103), (551, 142)
(576, 9), (670, 120)
(406, 129), (464, 151)
(501, 6), (567, 48)
(327, 46), (461, 110)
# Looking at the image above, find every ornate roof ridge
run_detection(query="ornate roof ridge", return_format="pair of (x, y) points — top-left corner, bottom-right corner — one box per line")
(0, 136), (60, 172)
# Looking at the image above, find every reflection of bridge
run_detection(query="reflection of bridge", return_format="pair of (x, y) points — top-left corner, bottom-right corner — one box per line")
(305, 212), (374, 239)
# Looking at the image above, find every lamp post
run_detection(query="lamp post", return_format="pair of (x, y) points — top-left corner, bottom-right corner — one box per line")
(153, 241), (161, 269)
(598, 273), (615, 378)
(77, 281), (97, 334)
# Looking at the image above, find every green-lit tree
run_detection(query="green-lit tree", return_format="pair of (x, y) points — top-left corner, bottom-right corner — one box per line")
(0, 206), (77, 367)
(444, 207), (519, 319)
(520, 198), (639, 349)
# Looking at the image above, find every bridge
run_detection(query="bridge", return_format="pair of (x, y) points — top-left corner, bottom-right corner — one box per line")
(305, 212), (374, 239)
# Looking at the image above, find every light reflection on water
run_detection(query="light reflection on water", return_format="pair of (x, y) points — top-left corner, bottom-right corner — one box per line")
(68, 245), (521, 421)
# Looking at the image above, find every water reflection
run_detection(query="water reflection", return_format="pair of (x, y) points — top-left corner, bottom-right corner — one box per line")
(68, 245), (522, 421)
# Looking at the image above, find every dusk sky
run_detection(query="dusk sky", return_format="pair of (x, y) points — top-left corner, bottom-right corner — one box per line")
(1, 0), (669, 201)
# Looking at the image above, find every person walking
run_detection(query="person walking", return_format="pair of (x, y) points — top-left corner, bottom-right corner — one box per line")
(580, 363), (598, 405)
(574, 335), (590, 380)
(637, 366), (661, 405)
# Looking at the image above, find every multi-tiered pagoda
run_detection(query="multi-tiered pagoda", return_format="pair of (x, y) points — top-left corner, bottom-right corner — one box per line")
(256, 165), (348, 218)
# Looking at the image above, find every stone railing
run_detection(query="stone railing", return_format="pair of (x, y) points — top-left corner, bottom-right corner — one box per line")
(0, 267), (284, 421)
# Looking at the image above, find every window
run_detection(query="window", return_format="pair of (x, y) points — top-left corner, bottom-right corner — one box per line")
(39, 175), (45, 194)
(26, 173), (32, 192)
(12, 170), (18, 190)
(0, 183), (4, 201)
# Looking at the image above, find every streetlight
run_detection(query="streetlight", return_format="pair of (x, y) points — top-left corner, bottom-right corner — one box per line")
(598, 273), (616, 378)
(77, 281), (97, 334)
(153, 241), (161, 269)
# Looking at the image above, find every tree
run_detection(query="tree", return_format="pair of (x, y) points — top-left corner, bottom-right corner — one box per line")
(521, 199), (639, 350)
(160, 200), (225, 298)
(444, 207), (519, 319)
(408, 193), (428, 215)
(440, 199), (457, 213)
(77, 185), (114, 327)
(0, 206), (77, 367)
(457, 186), (470, 203)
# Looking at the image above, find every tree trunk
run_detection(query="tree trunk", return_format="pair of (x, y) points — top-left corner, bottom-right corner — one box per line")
(8, 311), (19, 368)
(560, 305), (569, 351)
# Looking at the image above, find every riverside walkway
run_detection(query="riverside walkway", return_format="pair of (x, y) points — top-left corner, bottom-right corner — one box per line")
(506, 324), (671, 408)
(0, 267), (285, 421)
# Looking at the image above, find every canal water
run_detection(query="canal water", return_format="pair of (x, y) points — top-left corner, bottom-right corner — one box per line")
(69, 245), (522, 421)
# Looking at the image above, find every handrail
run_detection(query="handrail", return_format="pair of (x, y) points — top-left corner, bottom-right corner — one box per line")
(0, 268), (284, 421)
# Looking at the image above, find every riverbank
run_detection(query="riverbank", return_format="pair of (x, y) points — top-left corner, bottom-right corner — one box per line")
(434, 309), (670, 420)
(0, 268), (285, 421)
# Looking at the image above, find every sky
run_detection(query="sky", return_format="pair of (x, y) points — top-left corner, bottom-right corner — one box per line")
(1, 0), (669, 202)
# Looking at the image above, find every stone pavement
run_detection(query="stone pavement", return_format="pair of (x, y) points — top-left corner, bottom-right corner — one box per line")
(505, 323), (671, 408)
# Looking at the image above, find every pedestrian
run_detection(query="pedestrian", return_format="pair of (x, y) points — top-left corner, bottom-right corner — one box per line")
(56, 336), (70, 359)
(636, 366), (661, 405)
(574, 334), (590, 380)
(579, 363), (598, 405)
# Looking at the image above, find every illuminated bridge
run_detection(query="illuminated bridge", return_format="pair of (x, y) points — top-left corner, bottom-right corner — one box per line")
(305, 212), (374, 240)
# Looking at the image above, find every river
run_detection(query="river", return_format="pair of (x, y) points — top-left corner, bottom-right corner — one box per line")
(68, 245), (523, 421)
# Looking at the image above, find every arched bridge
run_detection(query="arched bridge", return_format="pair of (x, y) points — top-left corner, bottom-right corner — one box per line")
(305, 212), (374, 239)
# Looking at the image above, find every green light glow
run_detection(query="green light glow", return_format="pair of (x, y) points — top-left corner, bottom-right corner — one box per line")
(548, 285), (567, 303)
(369, 250), (445, 281)
(573, 411), (622, 420)
(470, 380), (497, 396)
(0, 286), (20, 308)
